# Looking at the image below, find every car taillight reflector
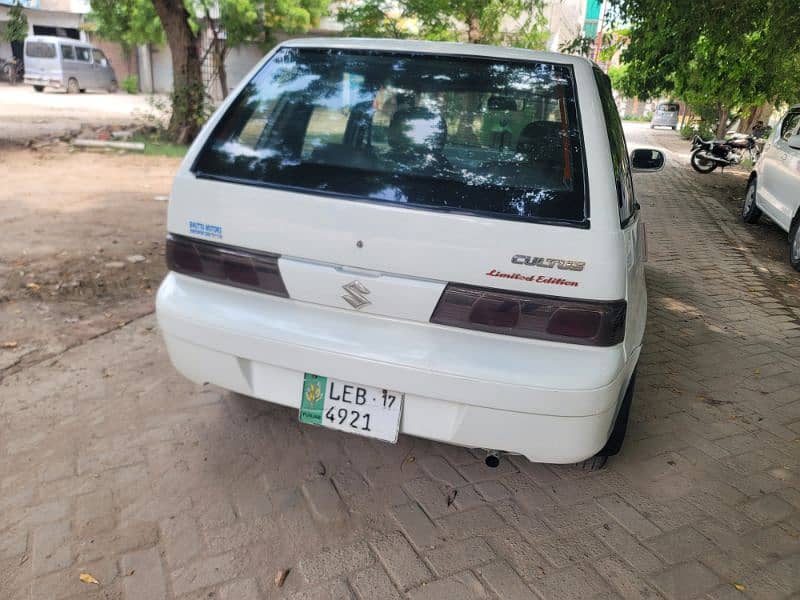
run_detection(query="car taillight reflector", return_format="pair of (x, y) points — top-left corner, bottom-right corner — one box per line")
(430, 284), (626, 346)
(166, 234), (288, 297)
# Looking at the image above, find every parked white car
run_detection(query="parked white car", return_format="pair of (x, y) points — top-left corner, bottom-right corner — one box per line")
(156, 39), (664, 467)
(743, 105), (800, 271)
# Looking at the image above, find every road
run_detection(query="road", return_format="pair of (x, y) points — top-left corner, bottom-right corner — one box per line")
(0, 123), (799, 600)
(0, 84), (164, 142)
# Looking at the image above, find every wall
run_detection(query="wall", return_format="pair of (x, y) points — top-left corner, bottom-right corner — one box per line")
(90, 37), (138, 86)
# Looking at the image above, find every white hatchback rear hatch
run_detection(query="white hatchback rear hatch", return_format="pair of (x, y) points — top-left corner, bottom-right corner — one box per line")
(157, 39), (648, 463)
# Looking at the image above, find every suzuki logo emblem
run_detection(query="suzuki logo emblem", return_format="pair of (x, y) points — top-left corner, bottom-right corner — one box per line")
(342, 280), (371, 309)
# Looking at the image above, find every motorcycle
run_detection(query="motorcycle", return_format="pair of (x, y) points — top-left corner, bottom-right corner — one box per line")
(690, 133), (758, 174)
(0, 57), (23, 85)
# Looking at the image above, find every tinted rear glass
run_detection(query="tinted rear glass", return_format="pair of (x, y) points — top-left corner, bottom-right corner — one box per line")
(61, 44), (75, 60)
(658, 103), (678, 112)
(195, 48), (588, 225)
(26, 42), (56, 58)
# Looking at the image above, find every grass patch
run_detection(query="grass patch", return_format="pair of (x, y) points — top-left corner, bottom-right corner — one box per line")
(131, 134), (188, 158)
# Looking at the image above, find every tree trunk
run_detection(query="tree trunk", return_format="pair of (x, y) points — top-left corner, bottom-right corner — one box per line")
(715, 103), (728, 139)
(467, 14), (481, 43)
(152, 0), (204, 144)
(216, 41), (228, 99)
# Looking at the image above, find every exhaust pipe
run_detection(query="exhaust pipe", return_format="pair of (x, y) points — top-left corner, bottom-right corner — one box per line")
(485, 451), (500, 468)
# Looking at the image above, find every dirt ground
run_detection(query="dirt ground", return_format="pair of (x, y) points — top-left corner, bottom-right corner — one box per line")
(0, 85), (164, 142)
(0, 145), (180, 375)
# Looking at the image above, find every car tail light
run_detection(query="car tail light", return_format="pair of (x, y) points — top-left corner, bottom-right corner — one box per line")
(166, 234), (288, 297)
(430, 284), (626, 346)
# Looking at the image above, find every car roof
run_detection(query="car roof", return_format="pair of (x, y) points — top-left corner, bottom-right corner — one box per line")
(281, 37), (597, 68)
(26, 35), (90, 47)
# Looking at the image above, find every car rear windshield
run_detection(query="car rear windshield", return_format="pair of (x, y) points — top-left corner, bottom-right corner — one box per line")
(194, 48), (588, 226)
(658, 103), (678, 112)
(25, 42), (56, 59)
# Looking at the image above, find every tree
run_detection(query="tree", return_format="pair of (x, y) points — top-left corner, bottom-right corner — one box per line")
(610, 0), (800, 137)
(338, 0), (548, 49)
(90, 0), (329, 142)
(3, 1), (28, 44)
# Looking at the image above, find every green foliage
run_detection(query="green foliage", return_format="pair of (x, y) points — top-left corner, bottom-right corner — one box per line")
(610, 0), (800, 134)
(122, 74), (139, 94)
(3, 1), (28, 44)
(338, 0), (548, 49)
(607, 64), (627, 92)
(89, 0), (165, 47)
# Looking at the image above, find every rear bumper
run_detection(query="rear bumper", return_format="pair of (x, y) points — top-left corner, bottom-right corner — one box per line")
(24, 75), (61, 87)
(156, 273), (640, 463)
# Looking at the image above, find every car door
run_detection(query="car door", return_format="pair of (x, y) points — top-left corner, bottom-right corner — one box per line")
(91, 49), (112, 89)
(759, 110), (800, 230)
(73, 45), (93, 89)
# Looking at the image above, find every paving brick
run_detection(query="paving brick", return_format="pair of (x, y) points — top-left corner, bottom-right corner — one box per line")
(391, 502), (442, 550)
(426, 537), (495, 577)
(30, 557), (117, 600)
(457, 457), (518, 483)
(218, 578), (262, 600)
(120, 547), (166, 600)
(286, 578), (354, 600)
(301, 477), (348, 524)
(407, 571), (488, 600)
(648, 561), (720, 599)
(419, 456), (467, 487)
(645, 526), (715, 564)
(595, 555), (660, 600)
(402, 478), (453, 516)
(437, 505), (504, 539)
(537, 531), (609, 568)
(594, 523), (664, 574)
(170, 552), (238, 596)
(0, 528), (27, 560)
(160, 513), (203, 568)
(531, 563), (611, 599)
(32, 520), (72, 576)
(350, 565), (403, 600)
(596, 494), (662, 539)
(74, 523), (158, 563)
(298, 540), (374, 583)
(484, 527), (551, 582)
(474, 480), (509, 502)
(203, 515), (281, 554)
(475, 560), (535, 600)
(74, 489), (116, 534)
(494, 499), (553, 541)
(371, 532), (432, 590)
(741, 493), (795, 525)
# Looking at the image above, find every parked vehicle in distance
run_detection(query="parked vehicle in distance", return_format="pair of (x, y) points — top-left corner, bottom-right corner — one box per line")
(742, 105), (800, 271)
(650, 102), (679, 129)
(690, 133), (759, 173)
(23, 35), (117, 93)
(156, 39), (665, 468)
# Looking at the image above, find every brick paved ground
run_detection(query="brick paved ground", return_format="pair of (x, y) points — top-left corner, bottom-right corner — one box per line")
(1, 125), (799, 600)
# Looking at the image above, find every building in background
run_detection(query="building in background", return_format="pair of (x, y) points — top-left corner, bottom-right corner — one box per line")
(542, 0), (585, 53)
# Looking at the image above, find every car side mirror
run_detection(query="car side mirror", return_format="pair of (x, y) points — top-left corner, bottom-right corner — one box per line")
(630, 148), (665, 172)
(788, 134), (800, 150)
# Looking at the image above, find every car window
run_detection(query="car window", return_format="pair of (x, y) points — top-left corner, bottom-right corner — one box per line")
(92, 49), (107, 64)
(780, 111), (800, 142)
(658, 103), (678, 112)
(594, 68), (634, 226)
(75, 47), (91, 62)
(25, 42), (56, 59)
(195, 48), (588, 226)
(61, 44), (75, 60)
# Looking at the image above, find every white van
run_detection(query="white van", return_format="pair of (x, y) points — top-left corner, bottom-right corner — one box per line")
(156, 39), (665, 467)
(743, 104), (800, 271)
(23, 35), (118, 93)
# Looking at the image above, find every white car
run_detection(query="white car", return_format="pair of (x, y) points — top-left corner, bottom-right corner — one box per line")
(156, 39), (664, 467)
(743, 105), (800, 271)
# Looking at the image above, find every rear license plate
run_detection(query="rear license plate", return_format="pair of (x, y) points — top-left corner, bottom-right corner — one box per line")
(299, 373), (403, 443)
